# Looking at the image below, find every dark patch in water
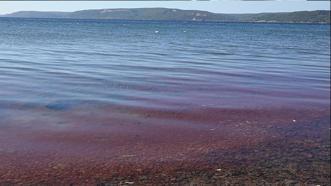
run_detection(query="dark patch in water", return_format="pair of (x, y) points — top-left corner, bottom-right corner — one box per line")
(46, 101), (79, 111)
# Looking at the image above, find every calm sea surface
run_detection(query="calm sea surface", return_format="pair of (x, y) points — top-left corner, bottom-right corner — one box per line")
(0, 18), (330, 110)
(0, 18), (330, 185)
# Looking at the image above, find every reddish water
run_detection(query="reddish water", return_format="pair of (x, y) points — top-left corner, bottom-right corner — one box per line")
(0, 19), (330, 184)
(0, 103), (329, 184)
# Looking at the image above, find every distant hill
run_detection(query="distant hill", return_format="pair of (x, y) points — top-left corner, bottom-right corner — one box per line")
(2, 8), (330, 23)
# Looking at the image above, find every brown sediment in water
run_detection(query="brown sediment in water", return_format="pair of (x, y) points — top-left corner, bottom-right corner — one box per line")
(0, 105), (330, 185)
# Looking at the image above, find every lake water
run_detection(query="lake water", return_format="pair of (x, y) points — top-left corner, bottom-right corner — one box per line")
(0, 18), (330, 184)
(0, 18), (330, 110)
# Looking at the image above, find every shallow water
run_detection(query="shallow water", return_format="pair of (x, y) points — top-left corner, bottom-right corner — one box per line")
(0, 18), (330, 110)
(0, 18), (330, 184)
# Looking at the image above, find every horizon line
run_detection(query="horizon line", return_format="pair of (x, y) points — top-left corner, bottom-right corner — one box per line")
(2, 7), (330, 16)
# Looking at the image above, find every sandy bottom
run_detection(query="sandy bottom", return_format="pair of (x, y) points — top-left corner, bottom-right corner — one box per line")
(0, 104), (330, 185)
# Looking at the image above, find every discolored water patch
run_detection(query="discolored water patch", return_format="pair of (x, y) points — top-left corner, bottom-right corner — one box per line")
(0, 103), (329, 184)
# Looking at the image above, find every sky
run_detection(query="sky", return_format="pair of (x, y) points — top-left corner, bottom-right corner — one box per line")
(0, 1), (330, 15)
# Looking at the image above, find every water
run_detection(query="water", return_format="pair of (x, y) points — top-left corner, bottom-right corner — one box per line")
(0, 18), (330, 184)
(0, 18), (330, 110)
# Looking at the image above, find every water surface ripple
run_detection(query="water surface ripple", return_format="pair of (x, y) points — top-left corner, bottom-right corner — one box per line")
(0, 18), (330, 110)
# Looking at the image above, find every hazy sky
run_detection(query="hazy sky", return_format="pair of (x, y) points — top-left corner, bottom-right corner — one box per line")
(0, 1), (330, 15)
